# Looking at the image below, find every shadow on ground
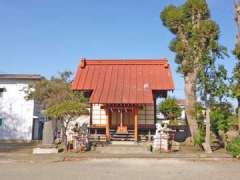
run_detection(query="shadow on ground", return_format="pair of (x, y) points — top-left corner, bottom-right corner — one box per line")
(0, 142), (37, 153)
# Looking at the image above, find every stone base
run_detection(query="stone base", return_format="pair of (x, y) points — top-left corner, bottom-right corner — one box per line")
(33, 148), (58, 154)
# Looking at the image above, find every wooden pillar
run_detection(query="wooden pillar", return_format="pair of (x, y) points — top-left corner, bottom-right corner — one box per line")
(153, 95), (157, 125)
(134, 108), (138, 143)
(90, 104), (93, 126)
(120, 109), (123, 129)
(106, 109), (110, 140)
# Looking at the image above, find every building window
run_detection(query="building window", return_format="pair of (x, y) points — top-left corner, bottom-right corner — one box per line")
(0, 88), (6, 98)
(0, 118), (3, 127)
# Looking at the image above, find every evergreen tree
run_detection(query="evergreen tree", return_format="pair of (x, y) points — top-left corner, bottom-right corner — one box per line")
(197, 65), (228, 153)
(232, 0), (240, 134)
(161, 0), (227, 144)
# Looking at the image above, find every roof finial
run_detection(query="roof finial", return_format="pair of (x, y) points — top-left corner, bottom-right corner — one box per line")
(80, 57), (86, 68)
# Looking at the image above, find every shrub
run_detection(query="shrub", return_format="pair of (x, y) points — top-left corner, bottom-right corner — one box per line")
(227, 137), (240, 158)
(194, 128), (205, 147)
(210, 102), (235, 147)
(210, 102), (234, 135)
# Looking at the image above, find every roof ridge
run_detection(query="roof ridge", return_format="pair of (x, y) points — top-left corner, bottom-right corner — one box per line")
(80, 59), (169, 67)
(0, 74), (42, 80)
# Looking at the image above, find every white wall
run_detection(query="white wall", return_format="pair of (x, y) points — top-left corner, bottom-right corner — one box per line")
(0, 79), (35, 141)
(92, 104), (107, 126)
(91, 104), (155, 126)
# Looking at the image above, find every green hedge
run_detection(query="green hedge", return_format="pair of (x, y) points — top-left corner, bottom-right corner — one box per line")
(227, 137), (240, 158)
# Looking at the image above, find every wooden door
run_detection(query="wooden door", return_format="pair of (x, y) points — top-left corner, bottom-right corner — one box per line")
(110, 111), (134, 129)
(123, 111), (134, 129)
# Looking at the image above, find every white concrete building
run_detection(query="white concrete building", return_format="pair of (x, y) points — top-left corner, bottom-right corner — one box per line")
(0, 74), (43, 141)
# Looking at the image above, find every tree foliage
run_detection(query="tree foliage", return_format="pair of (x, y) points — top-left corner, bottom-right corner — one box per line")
(197, 64), (228, 103)
(231, 62), (240, 99)
(159, 97), (181, 120)
(27, 71), (87, 111)
(227, 136), (240, 158)
(210, 102), (235, 135)
(161, 0), (226, 75)
(27, 71), (88, 148)
(232, 2), (240, 135)
(47, 99), (88, 120)
(231, 70), (240, 102)
(193, 128), (205, 147)
(27, 70), (88, 119)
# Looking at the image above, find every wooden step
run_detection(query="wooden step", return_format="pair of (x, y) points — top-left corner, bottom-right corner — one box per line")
(111, 137), (135, 141)
(112, 134), (134, 137)
(109, 129), (135, 141)
(110, 134), (135, 141)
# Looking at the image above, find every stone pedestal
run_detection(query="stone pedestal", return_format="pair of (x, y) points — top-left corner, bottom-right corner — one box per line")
(153, 132), (169, 152)
(33, 147), (58, 154)
(152, 123), (169, 152)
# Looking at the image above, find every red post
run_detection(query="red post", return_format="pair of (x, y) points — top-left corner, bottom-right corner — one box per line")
(106, 109), (110, 140)
(134, 108), (138, 143)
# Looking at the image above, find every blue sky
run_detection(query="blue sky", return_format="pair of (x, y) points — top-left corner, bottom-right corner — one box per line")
(0, 0), (237, 99)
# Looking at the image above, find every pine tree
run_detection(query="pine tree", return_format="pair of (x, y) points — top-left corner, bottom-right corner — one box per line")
(161, 0), (227, 144)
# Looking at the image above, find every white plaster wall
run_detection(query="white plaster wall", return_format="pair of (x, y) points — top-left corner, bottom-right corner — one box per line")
(92, 104), (106, 125)
(0, 80), (35, 141)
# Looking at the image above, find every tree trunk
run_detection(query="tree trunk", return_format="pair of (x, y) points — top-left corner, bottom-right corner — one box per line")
(184, 73), (198, 144)
(203, 106), (212, 153)
(218, 130), (227, 149)
(236, 2), (240, 135)
(61, 123), (68, 152)
(238, 99), (240, 135)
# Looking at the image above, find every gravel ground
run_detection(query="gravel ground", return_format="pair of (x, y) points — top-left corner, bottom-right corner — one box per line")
(0, 143), (239, 180)
(0, 158), (239, 180)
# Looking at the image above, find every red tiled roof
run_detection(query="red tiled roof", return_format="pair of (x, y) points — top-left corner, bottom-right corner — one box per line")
(72, 59), (174, 104)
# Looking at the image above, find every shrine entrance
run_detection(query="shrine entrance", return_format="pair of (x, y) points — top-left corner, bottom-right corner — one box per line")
(104, 105), (139, 142)
(110, 110), (134, 134)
